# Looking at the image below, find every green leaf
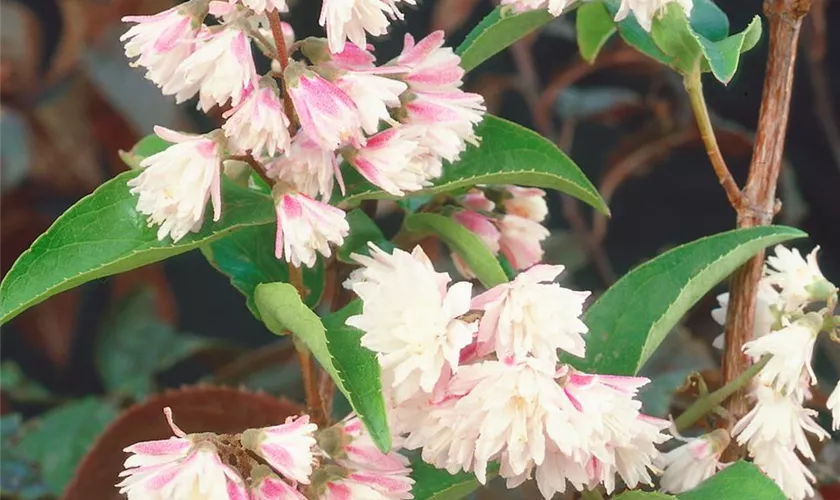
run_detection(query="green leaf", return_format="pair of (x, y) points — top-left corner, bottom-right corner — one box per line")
(337, 209), (386, 263)
(118, 134), (171, 170)
(403, 213), (508, 288)
(95, 290), (218, 400)
(0, 172), (275, 325)
(569, 226), (807, 375)
(457, 6), (554, 72)
(651, 5), (762, 83)
(322, 301), (390, 452)
(696, 16), (762, 84)
(410, 459), (498, 500)
(254, 283), (391, 452)
(201, 224), (325, 318)
(576, 2), (617, 63)
(337, 116), (608, 215)
(613, 492), (675, 500)
(680, 461), (786, 500)
(686, 0), (730, 41)
(15, 398), (117, 494)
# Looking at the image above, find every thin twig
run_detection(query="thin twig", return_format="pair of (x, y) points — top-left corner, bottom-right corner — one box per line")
(721, 0), (812, 459)
(267, 10), (297, 134)
(684, 70), (743, 208)
(804, 0), (840, 171)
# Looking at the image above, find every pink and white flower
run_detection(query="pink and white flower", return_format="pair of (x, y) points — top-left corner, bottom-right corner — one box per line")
(655, 430), (729, 493)
(471, 265), (589, 363)
(345, 244), (476, 403)
(498, 214), (550, 271)
(320, 0), (414, 54)
(222, 81), (291, 157)
(346, 128), (426, 196)
(320, 415), (414, 500)
(241, 415), (317, 484)
(249, 468), (306, 500)
(127, 126), (222, 242)
(173, 27), (258, 111)
(267, 131), (340, 201)
(503, 186), (548, 222)
(121, 3), (201, 92)
(742, 314), (821, 393)
(451, 210), (501, 279)
(336, 72), (407, 135)
(402, 90), (485, 162)
(286, 66), (364, 151)
(116, 407), (247, 500)
(396, 32), (464, 91)
(614, 0), (694, 32)
(273, 190), (350, 268)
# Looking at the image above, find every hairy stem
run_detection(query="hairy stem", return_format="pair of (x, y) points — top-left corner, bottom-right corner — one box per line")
(684, 69), (742, 209)
(268, 10), (297, 134)
(721, 0), (811, 459)
(229, 154), (273, 186)
(676, 356), (770, 432)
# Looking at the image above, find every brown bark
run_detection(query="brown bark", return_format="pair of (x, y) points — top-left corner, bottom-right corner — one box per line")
(721, 0), (811, 454)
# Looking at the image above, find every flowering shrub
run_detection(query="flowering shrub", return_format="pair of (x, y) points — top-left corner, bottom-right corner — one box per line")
(0, 0), (836, 499)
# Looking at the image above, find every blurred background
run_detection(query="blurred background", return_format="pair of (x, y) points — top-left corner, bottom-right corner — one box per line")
(1, 0), (839, 498)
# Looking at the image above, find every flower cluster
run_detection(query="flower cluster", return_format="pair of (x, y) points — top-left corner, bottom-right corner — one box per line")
(118, 408), (411, 500)
(451, 187), (550, 278)
(502, 0), (693, 31)
(711, 245), (839, 500)
(121, 0), (484, 268)
(344, 244), (670, 498)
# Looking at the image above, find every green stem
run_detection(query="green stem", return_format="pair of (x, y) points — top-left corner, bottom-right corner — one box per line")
(675, 355), (771, 432)
(684, 69), (742, 209)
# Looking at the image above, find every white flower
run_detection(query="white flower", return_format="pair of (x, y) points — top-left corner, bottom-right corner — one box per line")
(498, 214), (550, 271)
(710, 280), (781, 349)
(503, 186), (548, 222)
(116, 407), (248, 499)
(286, 66), (364, 151)
(241, 415), (317, 484)
(471, 264), (589, 364)
(742, 314), (821, 393)
(828, 381), (840, 431)
(336, 72), (407, 135)
(733, 382), (829, 461)
(751, 441), (816, 500)
(121, 3), (201, 92)
(319, 415), (414, 500)
(345, 244), (476, 403)
(319, 0), (414, 54)
(614, 0), (694, 32)
(273, 190), (350, 268)
(346, 128), (428, 196)
(765, 245), (835, 309)
(222, 82), (291, 157)
(655, 430), (729, 494)
(171, 27), (258, 111)
(500, 0), (576, 16)
(267, 130), (340, 201)
(234, 0), (289, 14)
(127, 126), (222, 242)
